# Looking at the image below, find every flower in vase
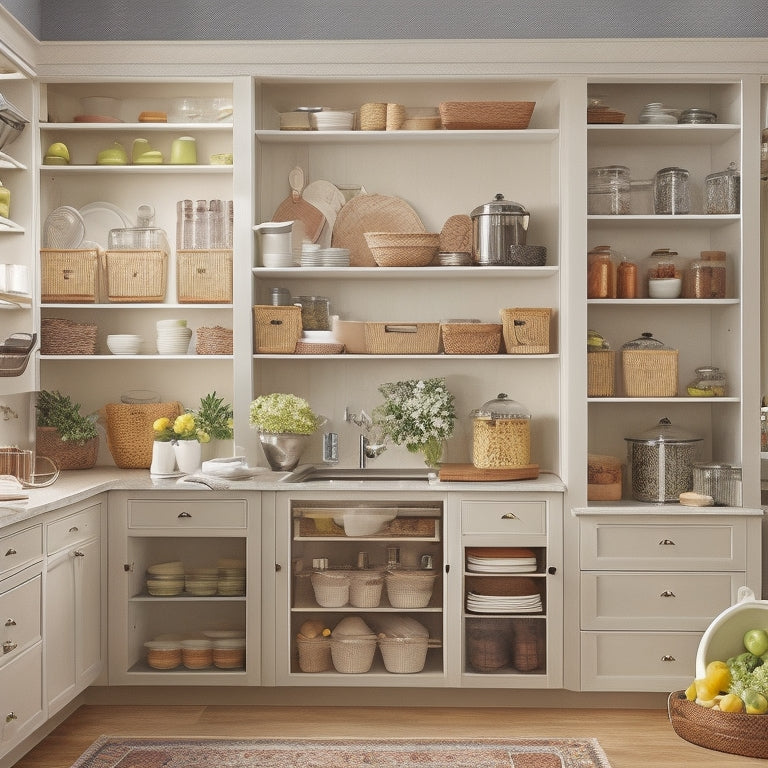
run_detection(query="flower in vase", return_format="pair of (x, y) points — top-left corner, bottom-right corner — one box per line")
(249, 393), (321, 435)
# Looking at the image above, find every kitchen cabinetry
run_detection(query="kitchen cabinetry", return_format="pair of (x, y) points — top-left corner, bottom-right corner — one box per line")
(107, 490), (261, 686)
(44, 496), (105, 716)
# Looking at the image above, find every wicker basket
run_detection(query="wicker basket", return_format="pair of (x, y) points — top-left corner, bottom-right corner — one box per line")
(329, 635), (377, 673)
(104, 401), (183, 469)
(364, 322), (440, 355)
(500, 307), (552, 354)
(0, 447), (34, 482)
(35, 427), (98, 470)
(176, 249), (233, 303)
(296, 636), (333, 673)
(253, 305), (302, 353)
(668, 691), (768, 759)
(359, 102), (387, 131)
(439, 101), (535, 130)
(40, 248), (99, 303)
(385, 103), (406, 131)
(378, 636), (430, 674)
(467, 618), (513, 672)
(294, 341), (345, 355)
(622, 349), (678, 397)
(102, 250), (168, 302)
(40, 317), (97, 355)
(348, 572), (384, 608)
(310, 571), (350, 607)
(385, 571), (437, 608)
(587, 350), (616, 397)
(363, 232), (439, 267)
(441, 323), (502, 355)
(195, 326), (233, 355)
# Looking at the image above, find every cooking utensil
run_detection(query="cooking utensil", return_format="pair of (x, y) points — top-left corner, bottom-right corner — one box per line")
(0, 94), (28, 151)
(272, 166), (325, 243)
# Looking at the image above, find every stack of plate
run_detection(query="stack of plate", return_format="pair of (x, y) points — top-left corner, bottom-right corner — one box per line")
(311, 110), (355, 131)
(156, 318), (192, 355)
(466, 591), (543, 614)
(217, 558), (246, 596)
(146, 560), (185, 596)
(466, 547), (538, 573)
(184, 567), (219, 596)
(300, 246), (350, 267)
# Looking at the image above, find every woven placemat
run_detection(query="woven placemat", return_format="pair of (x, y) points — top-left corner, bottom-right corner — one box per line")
(439, 214), (472, 253)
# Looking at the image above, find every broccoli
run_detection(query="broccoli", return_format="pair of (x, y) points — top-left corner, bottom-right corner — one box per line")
(727, 653), (768, 698)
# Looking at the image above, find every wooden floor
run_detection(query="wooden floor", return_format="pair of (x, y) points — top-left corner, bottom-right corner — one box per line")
(10, 704), (764, 768)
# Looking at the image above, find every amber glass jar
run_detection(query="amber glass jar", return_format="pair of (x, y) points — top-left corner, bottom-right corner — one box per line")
(587, 245), (617, 298)
(683, 251), (727, 299)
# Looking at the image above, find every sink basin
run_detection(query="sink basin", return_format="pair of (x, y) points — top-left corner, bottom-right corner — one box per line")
(281, 466), (433, 483)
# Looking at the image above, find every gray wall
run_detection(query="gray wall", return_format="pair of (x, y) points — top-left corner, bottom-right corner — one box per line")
(10, 1), (768, 41)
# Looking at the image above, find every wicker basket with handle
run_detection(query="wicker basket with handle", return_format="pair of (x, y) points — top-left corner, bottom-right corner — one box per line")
(104, 401), (183, 469)
(40, 248), (99, 303)
(296, 636), (332, 672)
(500, 307), (552, 354)
(365, 322), (440, 354)
(102, 250), (168, 302)
(441, 323), (502, 355)
(196, 325), (233, 355)
(253, 305), (302, 353)
(176, 249), (233, 303)
(35, 427), (98, 470)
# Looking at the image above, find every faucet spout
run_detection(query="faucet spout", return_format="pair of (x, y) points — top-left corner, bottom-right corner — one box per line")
(359, 434), (387, 468)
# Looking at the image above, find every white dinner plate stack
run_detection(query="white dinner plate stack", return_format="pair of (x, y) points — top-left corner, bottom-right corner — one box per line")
(145, 560), (185, 596)
(466, 591), (543, 614)
(156, 318), (192, 355)
(466, 547), (538, 574)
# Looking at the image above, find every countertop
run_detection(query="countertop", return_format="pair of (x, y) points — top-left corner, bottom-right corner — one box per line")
(0, 466), (566, 531)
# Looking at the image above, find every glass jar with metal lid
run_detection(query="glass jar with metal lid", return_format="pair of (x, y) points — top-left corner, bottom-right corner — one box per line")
(643, 247), (686, 298)
(654, 166), (690, 215)
(470, 393), (531, 469)
(679, 108), (717, 124)
(705, 162), (740, 214)
(588, 165), (630, 215)
(686, 366), (727, 397)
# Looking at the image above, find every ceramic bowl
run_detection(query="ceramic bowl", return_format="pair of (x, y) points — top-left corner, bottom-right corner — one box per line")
(106, 334), (142, 355)
(648, 277), (682, 299)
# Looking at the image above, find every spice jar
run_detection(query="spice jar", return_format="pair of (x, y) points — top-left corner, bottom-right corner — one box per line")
(686, 366), (727, 397)
(705, 162), (740, 214)
(616, 255), (638, 298)
(293, 295), (331, 330)
(625, 417), (702, 503)
(644, 248), (685, 298)
(471, 393), (531, 469)
(587, 166), (630, 215)
(654, 167), (690, 215)
(683, 251), (727, 299)
(587, 245), (617, 298)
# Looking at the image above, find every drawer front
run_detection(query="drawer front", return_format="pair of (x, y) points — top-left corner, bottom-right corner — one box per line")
(580, 520), (745, 570)
(0, 572), (41, 668)
(0, 643), (43, 745)
(461, 500), (546, 535)
(580, 631), (699, 692)
(46, 502), (101, 554)
(581, 571), (740, 631)
(128, 499), (247, 530)
(0, 526), (43, 578)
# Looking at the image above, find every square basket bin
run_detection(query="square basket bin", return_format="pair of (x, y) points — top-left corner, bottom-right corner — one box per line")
(253, 305), (302, 353)
(101, 250), (168, 303)
(500, 308), (552, 354)
(176, 249), (233, 303)
(40, 248), (98, 303)
(621, 349), (678, 397)
(364, 322), (440, 354)
(587, 350), (616, 397)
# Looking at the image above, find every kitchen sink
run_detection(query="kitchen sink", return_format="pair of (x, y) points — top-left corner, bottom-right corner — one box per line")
(281, 465), (433, 483)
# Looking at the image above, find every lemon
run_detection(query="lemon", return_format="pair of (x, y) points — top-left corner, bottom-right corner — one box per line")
(743, 689), (768, 714)
(718, 693), (744, 713)
(685, 681), (697, 700)
(694, 677), (720, 702)
(705, 660), (732, 693)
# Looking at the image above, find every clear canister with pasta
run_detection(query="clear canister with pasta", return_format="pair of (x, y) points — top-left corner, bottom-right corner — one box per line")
(470, 393), (532, 469)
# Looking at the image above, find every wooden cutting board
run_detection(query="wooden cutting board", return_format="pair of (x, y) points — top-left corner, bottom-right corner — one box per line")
(438, 463), (539, 482)
(272, 166), (326, 243)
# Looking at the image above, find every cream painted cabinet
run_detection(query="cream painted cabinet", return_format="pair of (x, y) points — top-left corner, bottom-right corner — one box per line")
(44, 497), (105, 716)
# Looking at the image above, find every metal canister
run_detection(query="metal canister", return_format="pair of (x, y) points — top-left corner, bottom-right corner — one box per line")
(470, 193), (529, 265)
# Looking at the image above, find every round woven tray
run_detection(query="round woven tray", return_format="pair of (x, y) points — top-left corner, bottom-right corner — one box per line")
(364, 232), (439, 267)
(439, 214), (473, 254)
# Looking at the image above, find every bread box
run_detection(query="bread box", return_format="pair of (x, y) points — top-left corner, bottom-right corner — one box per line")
(587, 453), (622, 501)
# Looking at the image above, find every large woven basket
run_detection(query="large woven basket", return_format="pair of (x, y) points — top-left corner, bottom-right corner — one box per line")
(196, 325), (233, 355)
(365, 322), (440, 354)
(441, 323), (502, 355)
(40, 317), (97, 355)
(348, 572), (384, 608)
(176, 249), (233, 303)
(378, 636), (431, 674)
(363, 232), (439, 267)
(35, 427), (98, 470)
(296, 636), (332, 672)
(102, 250), (168, 302)
(104, 401), (183, 468)
(587, 350), (616, 396)
(329, 635), (377, 673)
(500, 307), (552, 354)
(668, 691), (768, 759)
(439, 101), (535, 130)
(310, 571), (350, 607)
(40, 248), (98, 303)
(385, 571), (437, 608)
(622, 349), (678, 397)
(253, 305), (302, 353)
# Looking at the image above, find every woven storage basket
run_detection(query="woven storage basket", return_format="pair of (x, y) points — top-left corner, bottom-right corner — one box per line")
(385, 571), (437, 608)
(439, 100), (535, 130)
(310, 571), (350, 607)
(441, 323), (502, 355)
(330, 635), (377, 674)
(102, 250), (168, 302)
(622, 349), (678, 397)
(348, 572), (384, 608)
(668, 691), (768, 759)
(378, 636), (431, 674)
(385, 103), (406, 130)
(40, 248), (98, 303)
(35, 427), (98, 470)
(500, 307), (552, 354)
(294, 341), (345, 355)
(363, 232), (439, 267)
(0, 447), (34, 482)
(359, 102), (386, 130)
(41, 317), (97, 355)
(104, 401), (183, 469)
(365, 322), (440, 355)
(587, 350), (616, 396)
(176, 249), (233, 303)
(195, 325), (233, 355)
(296, 636), (333, 673)
(467, 618), (512, 672)
(253, 305), (302, 353)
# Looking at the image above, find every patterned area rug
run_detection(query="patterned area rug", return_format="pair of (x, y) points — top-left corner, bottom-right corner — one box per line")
(69, 736), (613, 768)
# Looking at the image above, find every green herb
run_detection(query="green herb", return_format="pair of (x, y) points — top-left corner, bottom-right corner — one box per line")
(193, 391), (234, 441)
(36, 390), (98, 444)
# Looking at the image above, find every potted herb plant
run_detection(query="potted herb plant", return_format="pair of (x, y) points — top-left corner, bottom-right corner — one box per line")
(35, 389), (99, 470)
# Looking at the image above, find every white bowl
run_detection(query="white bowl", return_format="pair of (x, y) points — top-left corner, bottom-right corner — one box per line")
(339, 508), (397, 536)
(156, 318), (188, 328)
(648, 277), (681, 299)
(107, 334), (142, 355)
(311, 111), (355, 131)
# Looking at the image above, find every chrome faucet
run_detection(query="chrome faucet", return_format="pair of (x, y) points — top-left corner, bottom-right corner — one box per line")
(345, 407), (387, 468)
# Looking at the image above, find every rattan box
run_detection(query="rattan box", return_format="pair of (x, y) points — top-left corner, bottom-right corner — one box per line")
(441, 322), (502, 355)
(40, 248), (98, 303)
(195, 325), (233, 355)
(253, 305), (302, 353)
(587, 350), (616, 396)
(176, 249), (233, 303)
(365, 322), (440, 354)
(622, 349), (678, 397)
(500, 307), (552, 354)
(40, 317), (97, 355)
(102, 250), (167, 302)
(439, 100), (535, 130)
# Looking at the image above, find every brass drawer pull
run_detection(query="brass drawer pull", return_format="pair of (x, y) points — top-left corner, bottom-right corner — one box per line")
(5, 712), (17, 723)
(4, 548), (17, 557)
(178, 511), (192, 518)
(658, 539), (676, 546)
(4, 619), (16, 627)
(661, 655), (676, 662)
(660, 590), (676, 597)
(68, 526), (79, 533)
(501, 512), (519, 520)
(2, 640), (18, 654)
(74, 550), (85, 558)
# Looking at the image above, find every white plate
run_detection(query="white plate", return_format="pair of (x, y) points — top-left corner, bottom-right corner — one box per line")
(79, 201), (132, 250)
(43, 206), (85, 248)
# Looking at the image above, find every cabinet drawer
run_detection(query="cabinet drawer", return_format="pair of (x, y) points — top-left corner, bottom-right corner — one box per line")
(0, 526), (43, 578)
(0, 571), (41, 668)
(580, 631), (699, 692)
(461, 501), (546, 535)
(579, 519), (745, 570)
(0, 643), (43, 745)
(128, 499), (247, 530)
(46, 502), (101, 554)
(581, 571), (740, 631)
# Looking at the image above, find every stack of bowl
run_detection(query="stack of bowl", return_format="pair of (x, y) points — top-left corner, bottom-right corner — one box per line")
(156, 319), (192, 355)
(145, 560), (185, 596)
(106, 334), (142, 355)
(217, 558), (246, 596)
(184, 567), (219, 596)
(311, 110), (355, 131)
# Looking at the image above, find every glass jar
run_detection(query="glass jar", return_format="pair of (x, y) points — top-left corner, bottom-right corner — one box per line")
(639, 103), (678, 124)
(471, 393), (532, 469)
(686, 366), (728, 397)
(629, 179), (654, 215)
(654, 167), (690, 215)
(293, 295), (331, 330)
(683, 250), (727, 299)
(692, 462), (742, 506)
(587, 166), (630, 215)
(679, 108), (717, 124)
(705, 162), (740, 214)
(587, 245), (617, 298)
(270, 287), (292, 306)
(616, 256), (638, 298)
(644, 248), (685, 298)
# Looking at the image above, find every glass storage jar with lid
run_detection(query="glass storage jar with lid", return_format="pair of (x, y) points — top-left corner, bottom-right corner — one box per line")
(293, 295), (331, 330)
(654, 167), (690, 215)
(471, 393), (531, 469)
(686, 366), (727, 397)
(587, 245), (617, 298)
(705, 162), (740, 214)
(639, 103), (678, 124)
(683, 250), (727, 299)
(588, 165), (630, 215)
(644, 248), (686, 298)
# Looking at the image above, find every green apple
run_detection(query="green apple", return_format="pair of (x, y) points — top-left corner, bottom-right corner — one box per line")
(743, 628), (768, 657)
(46, 142), (70, 163)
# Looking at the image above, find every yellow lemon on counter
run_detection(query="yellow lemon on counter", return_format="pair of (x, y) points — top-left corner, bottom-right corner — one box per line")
(685, 681), (697, 701)
(705, 660), (732, 693)
(718, 693), (744, 713)
(694, 677), (720, 702)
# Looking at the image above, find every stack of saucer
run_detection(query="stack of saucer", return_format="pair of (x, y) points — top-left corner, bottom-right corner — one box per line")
(217, 558), (246, 596)
(466, 591), (543, 614)
(318, 247), (350, 266)
(184, 567), (219, 596)
(146, 560), (185, 596)
(156, 318), (192, 355)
